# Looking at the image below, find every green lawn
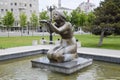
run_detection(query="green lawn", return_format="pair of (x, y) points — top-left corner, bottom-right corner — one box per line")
(0, 35), (120, 50)
(75, 34), (120, 50)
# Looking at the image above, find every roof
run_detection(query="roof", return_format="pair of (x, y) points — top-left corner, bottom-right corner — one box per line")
(58, 7), (73, 10)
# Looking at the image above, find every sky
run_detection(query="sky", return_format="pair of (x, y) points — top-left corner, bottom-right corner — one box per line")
(39, 0), (104, 12)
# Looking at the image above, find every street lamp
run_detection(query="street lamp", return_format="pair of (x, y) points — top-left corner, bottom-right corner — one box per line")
(47, 6), (55, 44)
(27, 21), (30, 35)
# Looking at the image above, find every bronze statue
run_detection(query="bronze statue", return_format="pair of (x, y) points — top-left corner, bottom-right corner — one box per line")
(40, 11), (77, 62)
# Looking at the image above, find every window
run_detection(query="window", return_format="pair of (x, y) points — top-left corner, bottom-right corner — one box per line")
(30, 10), (32, 13)
(15, 3), (17, 6)
(6, 9), (8, 11)
(11, 8), (13, 12)
(19, 3), (22, 6)
(25, 4), (27, 6)
(1, 9), (4, 12)
(11, 3), (13, 5)
(30, 4), (32, 7)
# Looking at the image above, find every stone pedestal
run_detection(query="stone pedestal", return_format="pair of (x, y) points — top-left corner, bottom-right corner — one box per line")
(31, 57), (92, 74)
(32, 40), (38, 46)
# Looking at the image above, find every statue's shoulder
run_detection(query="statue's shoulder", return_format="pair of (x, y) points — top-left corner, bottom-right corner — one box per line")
(66, 22), (74, 31)
(65, 22), (72, 26)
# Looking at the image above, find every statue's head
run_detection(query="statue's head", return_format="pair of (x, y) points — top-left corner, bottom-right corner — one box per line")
(53, 10), (66, 22)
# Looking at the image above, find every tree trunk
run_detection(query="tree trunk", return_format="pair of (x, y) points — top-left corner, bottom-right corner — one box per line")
(21, 27), (23, 36)
(7, 27), (9, 37)
(98, 30), (105, 47)
(32, 27), (34, 36)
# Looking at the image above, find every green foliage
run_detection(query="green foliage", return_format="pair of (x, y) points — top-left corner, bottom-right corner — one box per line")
(0, 15), (2, 26)
(0, 21), (1, 25)
(70, 10), (95, 32)
(2, 11), (14, 27)
(30, 13), (39, 27)
(83, 12), (96, 32)
(92, 26), (113, 36)
(19, 12), (27, 27)
(79, 12), (87, 27)
(39, 11), (49, 27)
(0, 20), (2, 27)
(62, 10), (96, 32)
(93, 0), (120, 46)
(87, 12), (96, 25)
(2, 11), (14, 37)
(94, 0), (120, 35)
(39, 11), (49, 20)
(114, 22), (120, 35)
(70, 10), (80, 26)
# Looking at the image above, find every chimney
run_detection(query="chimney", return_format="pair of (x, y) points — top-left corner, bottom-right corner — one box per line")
(58, 0), (61, 8)
(87, 0), (89, 3)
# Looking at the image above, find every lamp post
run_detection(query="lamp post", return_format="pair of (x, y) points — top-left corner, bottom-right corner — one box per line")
(27, 21), (30, 35)
(47, 6), (55, 44)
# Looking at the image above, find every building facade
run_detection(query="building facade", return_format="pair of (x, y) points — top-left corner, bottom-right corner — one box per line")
(55, 0), (72, 14)
(78, 1), (95, 13)
(0, 0), (39, 27)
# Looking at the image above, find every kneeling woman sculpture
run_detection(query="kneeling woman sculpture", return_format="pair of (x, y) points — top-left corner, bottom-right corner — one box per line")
(41, 11), (77, 62)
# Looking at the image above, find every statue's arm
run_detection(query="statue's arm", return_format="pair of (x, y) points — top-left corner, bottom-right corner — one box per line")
(40, 20), (54, 33)
(51, 22), (70, 33)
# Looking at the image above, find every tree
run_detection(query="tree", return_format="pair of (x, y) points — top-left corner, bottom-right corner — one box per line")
(2, 11), (14, 37)
(0, 16), (2, 27)
(70, 10), (88, 32)
(0, 20), (2, 30)
(83, 12), (95, 32)
(70, 10), (79, 27)
(19, 12), (27, 36)
(0, 21), (2, 26)
(93, 0), (120, 46)
(39, 11), (49, 20)
(111, 0), (120, 35)
(79, 12), (87, 32)
(70, 10), (80, 31)
(79, 12), (87, 27)
(30, 12), (39, 36)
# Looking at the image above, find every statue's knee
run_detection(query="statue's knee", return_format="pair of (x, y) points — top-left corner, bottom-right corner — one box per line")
(53, 54), (64, 62)
(47, 53), (53, 59)
(52, 54), (57, 59)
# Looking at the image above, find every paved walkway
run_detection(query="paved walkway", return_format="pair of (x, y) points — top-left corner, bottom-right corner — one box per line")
(77, 47), (120, 58)
(0, 45), (51, 56)
(0, 45), (120, 63)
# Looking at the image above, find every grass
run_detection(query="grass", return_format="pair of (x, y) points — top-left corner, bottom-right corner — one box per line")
(0, 35), (60, 49)
(0, 34), (120, 50)
(0, 36), (45, 49)
(75, 34), (120, 50)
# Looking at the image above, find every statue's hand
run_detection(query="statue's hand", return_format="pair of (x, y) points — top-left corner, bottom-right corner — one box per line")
(40, 20), (53, 33)
(40, 20), (48, 23)
(40, 20), (51, 25)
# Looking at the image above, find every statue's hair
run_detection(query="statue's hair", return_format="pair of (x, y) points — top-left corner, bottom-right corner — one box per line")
(53, 10), (66, 21)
